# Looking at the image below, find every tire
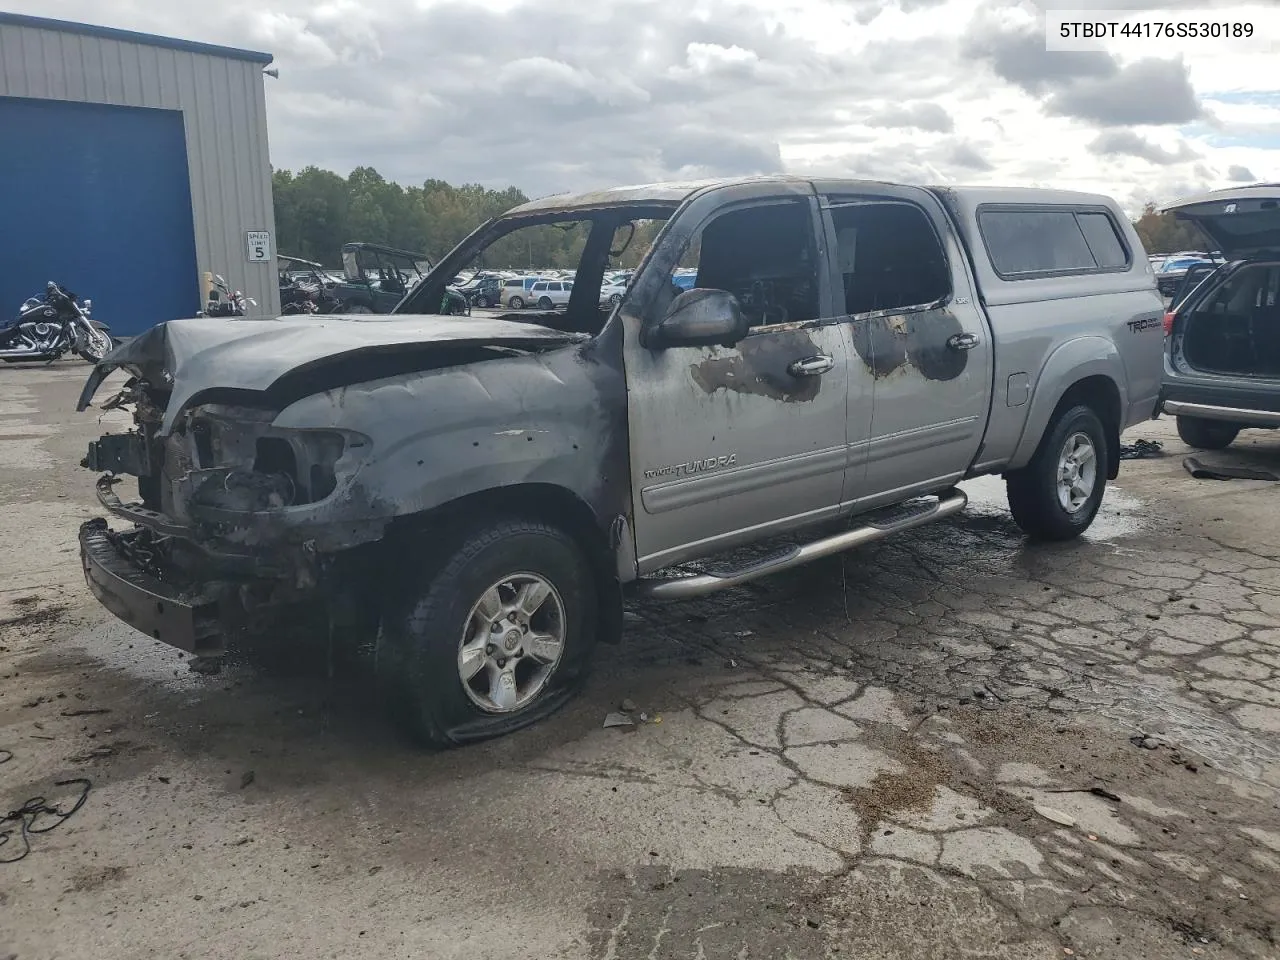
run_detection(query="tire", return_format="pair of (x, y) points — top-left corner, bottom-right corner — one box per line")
(476, 295), (490, 308)
(509, 296), (525, 310)
(1176, 416), (1238, 450)
(376, 517), (597, 747)
(609, 293), (622, 306)
(538, 296), (554, 310)
(1006, 404), (1108, 541)
(344, 302), (374, 314)
(77, 326), (113, 363)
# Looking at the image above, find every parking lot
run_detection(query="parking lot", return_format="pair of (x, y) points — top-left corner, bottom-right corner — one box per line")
(2, 360), (1279, 959)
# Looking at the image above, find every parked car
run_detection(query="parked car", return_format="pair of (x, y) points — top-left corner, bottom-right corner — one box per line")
(334, 242), (468, 315)
(459, 274), (504, 308)
(1156, 255), (1218, 297)
(599, 276), (628, 307)
(501, 276), (542, 308)
(1158, 185), (1280, 450)
(332, 242), (432, 313)
(76, 176), (1162, 747)
(528, 279), (573, 309)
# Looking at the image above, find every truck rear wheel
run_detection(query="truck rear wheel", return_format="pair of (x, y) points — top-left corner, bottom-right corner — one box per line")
(1176, 416), (1238, 450)
(1006, 404), (1108, 541)
(376, 517), (597, 747)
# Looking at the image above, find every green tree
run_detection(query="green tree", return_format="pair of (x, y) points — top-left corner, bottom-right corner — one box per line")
(1132, 203), (1207, 255)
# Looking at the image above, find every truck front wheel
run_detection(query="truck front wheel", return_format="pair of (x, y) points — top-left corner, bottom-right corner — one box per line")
(377, 518), (597, 747)
(1006, 404), (1108, 541)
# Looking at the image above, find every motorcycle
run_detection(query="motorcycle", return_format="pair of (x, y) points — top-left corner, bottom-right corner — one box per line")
(0, 281), (114, 363)
(198, 274), (256, 317)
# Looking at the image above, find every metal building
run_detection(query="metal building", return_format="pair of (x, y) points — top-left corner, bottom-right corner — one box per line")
(0, 13), (279, 334)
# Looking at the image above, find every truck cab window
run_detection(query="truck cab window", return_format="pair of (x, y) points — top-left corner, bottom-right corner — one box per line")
(830, 202), (950, 315)
(687, 201), (820, 328)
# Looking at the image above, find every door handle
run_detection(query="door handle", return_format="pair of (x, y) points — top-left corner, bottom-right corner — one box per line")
(787, 355), (836, 377)
(947, 332), (980, 351)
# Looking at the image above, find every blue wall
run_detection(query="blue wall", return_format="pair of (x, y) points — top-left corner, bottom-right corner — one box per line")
(0, 97), (200, 336)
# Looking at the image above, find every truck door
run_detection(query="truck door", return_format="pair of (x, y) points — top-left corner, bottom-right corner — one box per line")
(623, 183), (869, 575)
(813, 184), (994, 506)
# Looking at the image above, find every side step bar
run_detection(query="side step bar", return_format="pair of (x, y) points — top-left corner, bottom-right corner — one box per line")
(634, 488), (968, 601)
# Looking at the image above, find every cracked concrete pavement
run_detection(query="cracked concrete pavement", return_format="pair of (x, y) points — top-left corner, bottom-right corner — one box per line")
(1, 362), (1279, 959)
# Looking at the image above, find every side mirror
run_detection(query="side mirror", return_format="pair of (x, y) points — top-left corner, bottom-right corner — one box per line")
(647, 288), (749, 349)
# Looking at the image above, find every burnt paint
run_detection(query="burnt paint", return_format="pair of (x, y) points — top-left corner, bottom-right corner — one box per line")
(689, 328), (823, 403)
(849, 304), (967, 382)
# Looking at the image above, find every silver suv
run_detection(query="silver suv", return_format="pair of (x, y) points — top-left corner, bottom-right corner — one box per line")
(78, 176), (1163, 746)
(528, 279), (573, 309)
(1159, 185), (1280, 449)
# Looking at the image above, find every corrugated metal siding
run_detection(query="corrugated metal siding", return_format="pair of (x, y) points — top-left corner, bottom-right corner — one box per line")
(0, 22), (279, 315)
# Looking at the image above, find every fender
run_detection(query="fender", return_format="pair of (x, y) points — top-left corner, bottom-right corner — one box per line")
(269, 335), (633, 571)
(89, 320), (110, 331)
(1006, 336), (1128, 470)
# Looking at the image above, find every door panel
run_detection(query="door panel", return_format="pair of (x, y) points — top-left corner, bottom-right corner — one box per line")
(815, 185), (994, 506)
(623, 186), (864, 573)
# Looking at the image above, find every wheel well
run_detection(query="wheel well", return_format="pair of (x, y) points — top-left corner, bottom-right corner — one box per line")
(1055, 375), (1122, 479)
(385, 484), (625, 644)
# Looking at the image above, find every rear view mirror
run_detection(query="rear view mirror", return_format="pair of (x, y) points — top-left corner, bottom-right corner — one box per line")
(647, 288), (749, 349)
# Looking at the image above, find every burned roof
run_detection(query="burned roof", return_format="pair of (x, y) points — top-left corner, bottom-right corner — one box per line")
(505, 176), (811, 216)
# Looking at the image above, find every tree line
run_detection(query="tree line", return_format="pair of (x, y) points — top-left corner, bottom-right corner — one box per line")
(271, 166), (1210, 270)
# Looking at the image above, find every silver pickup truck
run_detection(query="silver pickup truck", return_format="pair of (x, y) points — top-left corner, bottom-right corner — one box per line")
(77, 177), (1164, 746)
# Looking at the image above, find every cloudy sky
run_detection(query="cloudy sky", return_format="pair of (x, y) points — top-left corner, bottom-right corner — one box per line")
(14, 0), (1280, 213)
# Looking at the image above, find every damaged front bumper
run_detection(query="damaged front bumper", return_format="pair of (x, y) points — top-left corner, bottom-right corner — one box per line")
(79, 519), (225, 656)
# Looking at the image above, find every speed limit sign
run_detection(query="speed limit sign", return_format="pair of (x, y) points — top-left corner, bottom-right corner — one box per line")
(246, 231), (271, 263)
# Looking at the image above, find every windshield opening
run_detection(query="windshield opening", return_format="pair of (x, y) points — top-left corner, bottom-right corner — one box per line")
(398, 206), (676, 336)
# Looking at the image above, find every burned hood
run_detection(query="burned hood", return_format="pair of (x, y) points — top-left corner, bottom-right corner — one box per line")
(77, 313), (587, 433)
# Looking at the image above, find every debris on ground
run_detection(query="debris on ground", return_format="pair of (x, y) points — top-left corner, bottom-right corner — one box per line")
(60, 708), (110, 717)
(1183, 457), (1279, 482)
(67, 746), (114, 762)
(0, 753), (91, 864)
(1118, 438), (1164, 460)
(620, 698), (637, 713)
(188, 657), (223, 676)
(603, 712), (636, 730)
(1034, 805), (1077, 827)
(240, 770), (255, 789)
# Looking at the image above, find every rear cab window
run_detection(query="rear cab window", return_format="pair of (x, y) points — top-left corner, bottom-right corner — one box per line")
(978, 205), (1132, 279)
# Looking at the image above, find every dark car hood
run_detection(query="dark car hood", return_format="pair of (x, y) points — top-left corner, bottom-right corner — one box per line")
(78, 313), (587, 434)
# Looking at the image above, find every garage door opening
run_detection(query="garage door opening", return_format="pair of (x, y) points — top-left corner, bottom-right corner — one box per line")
(0, 96), (200, 336)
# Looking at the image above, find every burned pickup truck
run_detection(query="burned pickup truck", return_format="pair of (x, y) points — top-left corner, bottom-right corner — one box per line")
(78, 177), (1164, 746)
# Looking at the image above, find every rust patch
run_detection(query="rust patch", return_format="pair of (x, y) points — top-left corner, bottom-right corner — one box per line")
(850, 306), (967, 382)
(689, 329), (822, 403)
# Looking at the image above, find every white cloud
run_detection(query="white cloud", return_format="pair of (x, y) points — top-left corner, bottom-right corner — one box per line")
(5, 0), (1277, 211)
